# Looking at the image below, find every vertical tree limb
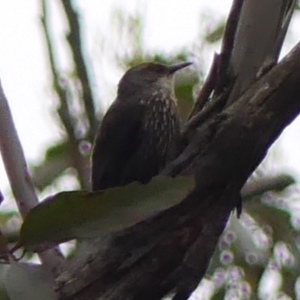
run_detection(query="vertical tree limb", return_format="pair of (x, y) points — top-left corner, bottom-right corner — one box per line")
(41, 0), (90, 189)
(60, 0), (98, 140)
(0, 81), (65, 274)
(225, 0), (296, 105)
(214, 0), (244, 97)
(188, 53), (219, 118)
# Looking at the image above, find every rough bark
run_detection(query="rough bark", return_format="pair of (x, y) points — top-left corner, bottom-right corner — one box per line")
(55, 30), (300, 300)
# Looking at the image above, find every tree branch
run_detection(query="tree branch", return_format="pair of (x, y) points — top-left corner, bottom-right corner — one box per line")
(214, 0), (244, 96)
(188, 53), (219, 118)
(242, 174), (295, 199)
(40, 0), (90, 189)
(60, 0), (98, 140)
(0, 81), (65, 274)
(225, 0), (296, 105)
(55, 35), (300, 299)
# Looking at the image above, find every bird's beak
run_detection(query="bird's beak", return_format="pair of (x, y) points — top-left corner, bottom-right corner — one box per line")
(168, 62), (192, 74)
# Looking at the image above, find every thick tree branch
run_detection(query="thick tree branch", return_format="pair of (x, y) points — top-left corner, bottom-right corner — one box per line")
(56, 37), (300, 300)
(226, 0), (296, 105)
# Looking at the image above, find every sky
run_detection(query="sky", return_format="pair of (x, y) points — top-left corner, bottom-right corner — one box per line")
(0, 0), (300, 200)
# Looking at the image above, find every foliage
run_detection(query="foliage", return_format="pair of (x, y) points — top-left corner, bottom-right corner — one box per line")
(20, 176), (194, 251)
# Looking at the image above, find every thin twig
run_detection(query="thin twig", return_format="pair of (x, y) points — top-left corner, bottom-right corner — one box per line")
(214, 0), (244, 96)
(188, 53), (219, 119)
(60, 0), (98, 140)
(186, 0), (243, 127)
(0, 189), (3, 205)
(0, 80), (65, 273)
(41, 0), (90, 189)
(183, 88), (230, 137)
(241, 174), (295, 199)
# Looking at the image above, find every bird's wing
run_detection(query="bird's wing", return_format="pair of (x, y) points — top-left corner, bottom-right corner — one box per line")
(91, 99), (145, 191)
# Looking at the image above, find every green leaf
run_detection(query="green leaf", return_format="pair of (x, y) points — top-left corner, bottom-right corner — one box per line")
(20, 176), (194, 251)
(204, 22), (225, 44)
(31, 141), (72, 190)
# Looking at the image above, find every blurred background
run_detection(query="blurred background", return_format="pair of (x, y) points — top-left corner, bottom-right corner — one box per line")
(1, 0), (300, 299)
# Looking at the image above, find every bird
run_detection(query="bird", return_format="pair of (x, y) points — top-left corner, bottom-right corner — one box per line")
(91, 62), (192, 191)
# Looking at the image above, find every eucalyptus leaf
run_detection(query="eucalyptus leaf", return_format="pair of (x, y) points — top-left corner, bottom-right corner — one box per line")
(20, 176), (194, 251)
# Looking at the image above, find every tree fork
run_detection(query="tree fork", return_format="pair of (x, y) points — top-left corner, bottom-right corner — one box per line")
(56, 34), (300, 300)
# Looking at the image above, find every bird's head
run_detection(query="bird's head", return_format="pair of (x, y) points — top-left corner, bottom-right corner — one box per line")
(117, 62), (192, 97)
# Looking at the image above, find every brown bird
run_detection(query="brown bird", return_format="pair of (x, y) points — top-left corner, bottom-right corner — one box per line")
(91, 62), (192, 191)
